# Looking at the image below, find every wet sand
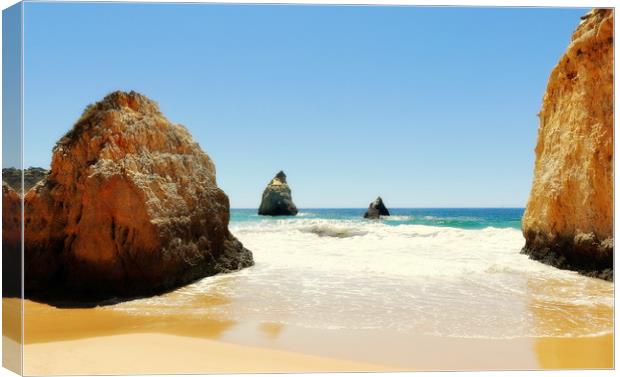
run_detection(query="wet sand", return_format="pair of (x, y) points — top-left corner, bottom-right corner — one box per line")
(23, 333), (392, 375)
(3, 298), (613, 374)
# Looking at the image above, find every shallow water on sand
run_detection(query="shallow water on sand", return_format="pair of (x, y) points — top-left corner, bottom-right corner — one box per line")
(112, 209), (613, 340)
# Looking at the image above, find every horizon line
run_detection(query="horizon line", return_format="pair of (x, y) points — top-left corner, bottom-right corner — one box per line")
(230, 206), (526, 209)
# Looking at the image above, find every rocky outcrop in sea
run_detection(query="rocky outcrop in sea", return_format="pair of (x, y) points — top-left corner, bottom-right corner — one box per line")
(521, 9), (613, 281)
(364, 197), (390, 219)
(3, 91), (254, 300)
(258, 171), (298, 216)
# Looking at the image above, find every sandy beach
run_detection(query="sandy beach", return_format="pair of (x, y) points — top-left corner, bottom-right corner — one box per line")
(1, 297), (613, 374)
(10, 299), (392, 375)
(20, 331), (614, 375)
(23, 333), (393, 375)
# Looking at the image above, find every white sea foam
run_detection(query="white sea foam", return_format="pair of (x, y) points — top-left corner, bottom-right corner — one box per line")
(230, 220), (552, 278)
(382, 215), (413, 221)
(294, 212), (317, 218)
(115, 220), (614, 339)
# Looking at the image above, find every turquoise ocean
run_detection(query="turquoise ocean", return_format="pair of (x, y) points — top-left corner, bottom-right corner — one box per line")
(231, 207), (524, 230)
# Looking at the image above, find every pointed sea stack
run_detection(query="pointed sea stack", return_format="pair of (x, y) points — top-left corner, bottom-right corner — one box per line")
(258, 171), (298, 216)
(3, 91), (254, 300)
(521, 9), (613, 281)
(364, 196), (390, 219)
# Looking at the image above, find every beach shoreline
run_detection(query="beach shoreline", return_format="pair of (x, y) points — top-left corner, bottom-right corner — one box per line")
(18, 326), (614, 375)
(4, 211), (614, 374)
(5, 297), (613, 374)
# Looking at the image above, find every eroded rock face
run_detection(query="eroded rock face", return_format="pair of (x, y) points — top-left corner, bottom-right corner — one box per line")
(2, 167), (49, 193)
(521, 9), (613, 281)
(258, 171), (298, 216)
(363, 197), (390, 219)
(7, 91), (253, 300)
(2, 182), (21, 296)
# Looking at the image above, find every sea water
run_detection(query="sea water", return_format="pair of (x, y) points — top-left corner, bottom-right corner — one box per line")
(114, 208), (613, 339)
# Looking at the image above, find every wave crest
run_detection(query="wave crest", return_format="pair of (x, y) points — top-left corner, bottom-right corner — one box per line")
(299, 224), (368, 238)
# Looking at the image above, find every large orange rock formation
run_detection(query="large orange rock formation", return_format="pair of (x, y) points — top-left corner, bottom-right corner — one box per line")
(4, 91), (253, 300)
(522, 9), (613, 281)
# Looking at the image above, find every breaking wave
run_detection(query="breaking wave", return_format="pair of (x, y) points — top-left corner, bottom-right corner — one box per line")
(116, 216), (613, 340)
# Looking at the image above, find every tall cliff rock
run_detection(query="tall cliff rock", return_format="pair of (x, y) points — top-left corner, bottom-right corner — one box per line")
(521, 9), (613, 281)
(4, 91), (254, 300)
(258, 171), (298, 216)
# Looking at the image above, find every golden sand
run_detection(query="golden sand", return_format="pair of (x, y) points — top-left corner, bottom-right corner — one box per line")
(23, 333), (392, 375)
(2, 297), (21, 374)
(534, 335), (614, 369)
(1, 297), (613, 374)
(6, 298), (392, 375)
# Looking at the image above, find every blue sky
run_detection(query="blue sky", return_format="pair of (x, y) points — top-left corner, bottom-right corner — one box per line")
(18, 3), (587, 207)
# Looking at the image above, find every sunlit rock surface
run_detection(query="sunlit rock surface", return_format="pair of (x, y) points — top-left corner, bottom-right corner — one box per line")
(522, 9), (614, 281)
(5, 91), (253, 300)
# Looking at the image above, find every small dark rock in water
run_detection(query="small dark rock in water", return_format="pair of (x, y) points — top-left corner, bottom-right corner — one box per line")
(2, 167), (49, 193)
(364, 196), (390, 219)
(258, 171), (298, 216)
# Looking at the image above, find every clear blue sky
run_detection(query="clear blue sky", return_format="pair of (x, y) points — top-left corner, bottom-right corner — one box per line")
(18, 3), (587, 208)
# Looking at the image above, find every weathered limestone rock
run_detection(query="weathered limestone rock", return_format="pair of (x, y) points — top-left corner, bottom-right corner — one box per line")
(2, 182), (21, 296)
(2, 167), (49, 296)
(2, 167), (49, 193)
(363, 196), (390, 219)
(6, 91), (253, 300)
(521, 9), (614, 281)
(258, 171), (298, 216)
